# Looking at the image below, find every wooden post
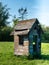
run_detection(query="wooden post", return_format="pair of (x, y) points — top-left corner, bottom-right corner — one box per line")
(14, 35), (19, 55)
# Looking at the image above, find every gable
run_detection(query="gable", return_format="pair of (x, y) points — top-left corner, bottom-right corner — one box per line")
(28, 19), (42, 36)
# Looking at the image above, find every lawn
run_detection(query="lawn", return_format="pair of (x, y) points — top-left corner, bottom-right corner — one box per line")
(0, 42), (49, 65)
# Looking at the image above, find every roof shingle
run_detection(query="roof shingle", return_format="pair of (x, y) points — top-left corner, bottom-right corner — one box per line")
(14, 19), (36, 30)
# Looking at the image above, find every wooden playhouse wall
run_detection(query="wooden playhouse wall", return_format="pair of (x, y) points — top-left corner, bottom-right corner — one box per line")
(14, 35), (29, 55)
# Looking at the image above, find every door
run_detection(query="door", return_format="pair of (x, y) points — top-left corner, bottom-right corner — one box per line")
(33, 35), (37, 56)
(29, 36), (33, 56)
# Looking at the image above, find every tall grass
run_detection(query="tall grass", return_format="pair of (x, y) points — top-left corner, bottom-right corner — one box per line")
(0, 42), (49, 65)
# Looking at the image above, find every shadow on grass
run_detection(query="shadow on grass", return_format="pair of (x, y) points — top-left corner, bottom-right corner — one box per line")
(41, 55), (49, 60)
(28, 55), (49, 60)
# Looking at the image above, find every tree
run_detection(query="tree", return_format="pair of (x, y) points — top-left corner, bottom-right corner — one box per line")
(41, 25), (49, 42)
(18, 8), (28, 20)
(0, 2), (13, 41)
(13, 15), (19, 26)
(0, 2), (10, 30)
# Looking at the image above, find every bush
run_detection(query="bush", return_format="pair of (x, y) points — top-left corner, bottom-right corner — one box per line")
(0, 27), (14, 41)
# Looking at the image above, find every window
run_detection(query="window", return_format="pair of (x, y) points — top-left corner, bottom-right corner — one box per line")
(19, 35), (24, 45)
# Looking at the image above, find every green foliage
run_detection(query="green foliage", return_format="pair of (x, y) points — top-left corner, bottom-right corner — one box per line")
(0, 42), (49, 65)
(13, 15), (18, 26)
(41, 25), (49, 42)
(0, 2), (13, 41)
(0, 27), (13, 41)
(0, 2), (10, 29)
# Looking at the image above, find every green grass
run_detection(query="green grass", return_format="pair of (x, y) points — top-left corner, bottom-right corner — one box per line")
(0, 42), (49, 65)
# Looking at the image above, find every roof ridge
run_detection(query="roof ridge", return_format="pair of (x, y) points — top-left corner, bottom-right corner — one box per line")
(18, 18), (37, 22)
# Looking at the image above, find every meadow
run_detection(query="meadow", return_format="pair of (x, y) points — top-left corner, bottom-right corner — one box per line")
(0, 42), (49, 65)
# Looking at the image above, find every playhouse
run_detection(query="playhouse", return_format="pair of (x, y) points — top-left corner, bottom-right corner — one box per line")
(12, 19), (42, 57)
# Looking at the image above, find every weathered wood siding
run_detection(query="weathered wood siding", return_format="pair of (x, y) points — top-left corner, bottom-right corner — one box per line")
(14, 19), (42, 56)
(29, 22), (41, 56)
(14, 33), (29, 55)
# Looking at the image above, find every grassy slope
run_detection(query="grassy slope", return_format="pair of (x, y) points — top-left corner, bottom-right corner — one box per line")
(0, 42), (49, 65)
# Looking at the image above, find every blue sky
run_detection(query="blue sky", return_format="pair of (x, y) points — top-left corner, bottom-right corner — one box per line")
(0, 0), (49, 26)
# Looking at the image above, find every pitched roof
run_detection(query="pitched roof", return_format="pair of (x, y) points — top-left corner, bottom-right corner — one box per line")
(11, 18), (39, 35)
(14, 19), (36, 30)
